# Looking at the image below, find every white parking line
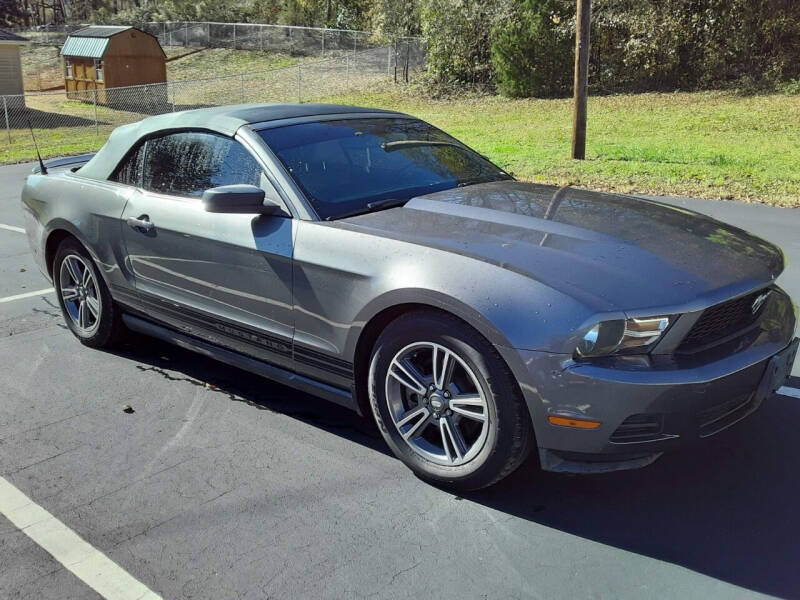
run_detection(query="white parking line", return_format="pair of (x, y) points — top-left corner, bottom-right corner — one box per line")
(777, 386), (800, 399)
(0, 288), (55, 303)
(0, 223), (25, 234)
(0, 476), (162, 600)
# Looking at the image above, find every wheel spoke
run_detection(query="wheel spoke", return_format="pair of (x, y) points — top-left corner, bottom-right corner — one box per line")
(61, 287), (79, 302)
(78, 300), (88, 328)
(64, 257), (82, 284)
(85, 296), (100, 319)
(81, 266), (93, 287)
(396, 406), (431, 440)
(440, 417), (466, 462)
(449, 394), (487, 422)
(389, 358), (427, 396)
(433, 346), (455, 390)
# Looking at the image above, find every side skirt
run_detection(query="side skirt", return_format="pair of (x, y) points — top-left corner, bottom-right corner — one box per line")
(122, 314), (357, 412)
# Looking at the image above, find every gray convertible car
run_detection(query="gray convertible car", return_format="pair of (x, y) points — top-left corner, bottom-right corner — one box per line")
(22, 103), (798, 489)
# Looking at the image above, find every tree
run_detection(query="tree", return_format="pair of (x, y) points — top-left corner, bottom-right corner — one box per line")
(0, 0), (28, 27)
(369, 0), (420, 82)
(369, 0), (420, 38)
(278, 0), (370, 29)
(491, 0), (574, 97)
(421, 0), (508, 89)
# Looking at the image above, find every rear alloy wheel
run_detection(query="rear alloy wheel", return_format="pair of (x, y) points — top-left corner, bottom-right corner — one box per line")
(59, 254), (102, 336)
(53, 238), (126, 348)
(368, 310), (533, 490)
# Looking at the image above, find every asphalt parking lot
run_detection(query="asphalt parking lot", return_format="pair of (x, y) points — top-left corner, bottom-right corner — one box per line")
(1, 160), (799, 600)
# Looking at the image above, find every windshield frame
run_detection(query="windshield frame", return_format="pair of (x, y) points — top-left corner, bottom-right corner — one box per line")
(252, 115), (512, 221)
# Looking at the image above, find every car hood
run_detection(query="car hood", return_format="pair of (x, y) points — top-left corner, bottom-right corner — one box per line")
(341, 181), (784, 313)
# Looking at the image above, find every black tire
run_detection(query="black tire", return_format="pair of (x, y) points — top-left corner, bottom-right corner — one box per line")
(53, 237), (127, 348)
(368, 310), (533, 491)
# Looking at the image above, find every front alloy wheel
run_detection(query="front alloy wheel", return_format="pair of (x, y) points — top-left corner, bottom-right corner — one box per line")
(387, 342), (490, 466)
(369, 310), (533, 490)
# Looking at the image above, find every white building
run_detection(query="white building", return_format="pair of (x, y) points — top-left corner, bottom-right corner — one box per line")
(0, 29), (29, 101)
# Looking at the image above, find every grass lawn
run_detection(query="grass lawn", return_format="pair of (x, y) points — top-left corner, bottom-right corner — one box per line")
(166, 48), (304, 80)
(2, 95), (158, 163)
(322, 89), (800, 208)
(19, 45), (306, 91)
(20, 44), (63, 90)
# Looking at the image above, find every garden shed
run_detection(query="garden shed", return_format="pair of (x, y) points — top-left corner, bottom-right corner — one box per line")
(0, 29), (28, 101)
(61, 25), (166, 104)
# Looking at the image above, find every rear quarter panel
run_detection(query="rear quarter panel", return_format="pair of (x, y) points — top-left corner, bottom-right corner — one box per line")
(22, 172), (135, 289)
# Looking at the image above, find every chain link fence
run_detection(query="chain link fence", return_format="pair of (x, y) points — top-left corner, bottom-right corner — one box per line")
(10, 24), (83, 45)
(142, 21), (377, 57)
(14, 21), (404, 57)
(16, 20), (421, 90)
(2, 42), (426, 164)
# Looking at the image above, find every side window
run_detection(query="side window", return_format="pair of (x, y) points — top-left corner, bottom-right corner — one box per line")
(141, 131), (264, 198)
(109, 143), (144, 186)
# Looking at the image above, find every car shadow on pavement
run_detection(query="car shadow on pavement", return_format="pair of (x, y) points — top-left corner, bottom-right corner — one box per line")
(110, 334), (799, 597)
(464, 379), (800, 599)
(108, 333), (391, 456)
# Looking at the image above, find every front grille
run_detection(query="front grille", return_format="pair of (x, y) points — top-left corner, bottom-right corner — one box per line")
(610, 414), (663, 443)
(678, 290), (766, 352)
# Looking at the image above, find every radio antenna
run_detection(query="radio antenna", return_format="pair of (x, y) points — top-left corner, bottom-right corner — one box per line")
(26, 119), (47, 175)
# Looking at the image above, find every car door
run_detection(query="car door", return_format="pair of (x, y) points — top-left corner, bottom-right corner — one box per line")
(119, 130), (296, 369)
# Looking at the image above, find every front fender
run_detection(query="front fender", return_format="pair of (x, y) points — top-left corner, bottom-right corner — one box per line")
(342, 287), (515, 361)
(337, 252), (595, 362)
(293, 220), (595, 368)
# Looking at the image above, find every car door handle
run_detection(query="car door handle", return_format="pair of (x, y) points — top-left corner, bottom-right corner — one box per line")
(127, 215), (154, 233)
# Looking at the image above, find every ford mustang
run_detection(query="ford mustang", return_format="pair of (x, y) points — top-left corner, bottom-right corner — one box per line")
(22, 103), (798, 489)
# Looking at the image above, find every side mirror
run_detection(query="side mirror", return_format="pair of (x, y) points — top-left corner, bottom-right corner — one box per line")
(202, 184), (280, 215)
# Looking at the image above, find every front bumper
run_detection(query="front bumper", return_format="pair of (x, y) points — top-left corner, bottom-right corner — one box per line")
(498, 289), (798, 473)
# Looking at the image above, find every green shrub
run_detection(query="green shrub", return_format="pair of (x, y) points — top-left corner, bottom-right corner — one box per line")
(420, 0), (507, 90)
(425, 0), (800, 97)
(588, 0), (800, 93)
(491, 0), (574, 98)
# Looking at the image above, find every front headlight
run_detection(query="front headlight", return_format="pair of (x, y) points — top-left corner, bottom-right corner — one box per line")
(576, 316), (671, 357)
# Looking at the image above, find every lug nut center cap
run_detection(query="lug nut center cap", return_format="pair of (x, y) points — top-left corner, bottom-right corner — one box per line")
(429, 393), (446, 412)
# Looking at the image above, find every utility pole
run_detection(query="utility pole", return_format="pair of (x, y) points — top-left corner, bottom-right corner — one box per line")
(571, 0), (591, 160)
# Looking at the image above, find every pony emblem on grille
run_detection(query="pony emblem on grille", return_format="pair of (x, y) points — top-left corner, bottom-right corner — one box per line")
(751, 290), (771, 315)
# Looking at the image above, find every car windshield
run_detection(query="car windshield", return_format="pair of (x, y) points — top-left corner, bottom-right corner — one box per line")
(257, 117), (511, 220)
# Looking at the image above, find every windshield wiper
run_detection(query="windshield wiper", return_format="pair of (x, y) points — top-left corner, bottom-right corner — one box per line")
(381, 140), (465, 152)
(326, 197), (409, 221)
